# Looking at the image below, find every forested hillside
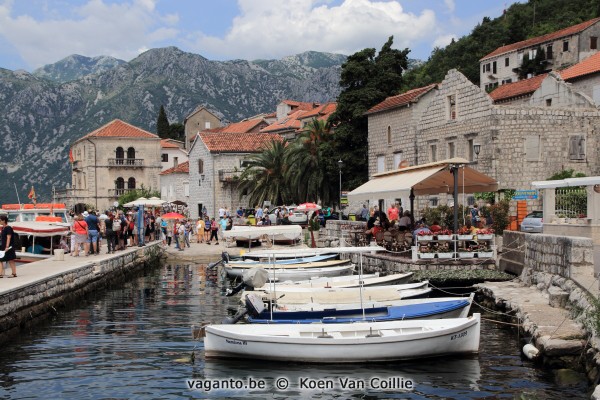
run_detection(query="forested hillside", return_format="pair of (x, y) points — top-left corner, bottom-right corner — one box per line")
(402, 0), (600, 90)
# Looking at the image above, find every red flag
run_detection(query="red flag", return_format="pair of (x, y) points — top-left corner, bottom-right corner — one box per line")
(28, 186), (36, 203)
(69, 149), (74, 163)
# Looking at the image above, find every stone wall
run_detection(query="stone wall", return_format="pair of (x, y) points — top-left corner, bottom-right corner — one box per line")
(0, 244), (163, 345)
(499, 231), (526, 275)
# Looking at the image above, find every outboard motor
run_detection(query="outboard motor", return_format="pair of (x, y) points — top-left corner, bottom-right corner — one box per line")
(226, 268), (269, 296)
(222, 308), (249, 324)
(207, 259), (224, 269)
(221, 251), (230, 263)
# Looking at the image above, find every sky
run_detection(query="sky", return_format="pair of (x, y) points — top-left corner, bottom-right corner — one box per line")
(0, 0), (522, 72)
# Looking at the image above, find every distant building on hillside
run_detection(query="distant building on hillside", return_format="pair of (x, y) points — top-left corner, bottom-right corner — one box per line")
(58, 119), (162, 211)
(480, 17), (600, 92)
(183, 106), (222, 150)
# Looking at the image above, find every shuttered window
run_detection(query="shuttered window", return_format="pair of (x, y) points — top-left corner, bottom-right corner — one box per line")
(568, 135), (586, 160)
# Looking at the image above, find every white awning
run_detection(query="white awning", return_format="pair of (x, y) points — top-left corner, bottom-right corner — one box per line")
(532, 176), (600, 189)
(348, 158), (498, 204)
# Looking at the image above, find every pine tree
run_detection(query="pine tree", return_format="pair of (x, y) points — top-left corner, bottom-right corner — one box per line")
(156, 105), (170, 139)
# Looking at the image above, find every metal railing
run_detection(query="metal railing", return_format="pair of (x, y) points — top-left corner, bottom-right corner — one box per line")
(108, 188), (136, 197)
(555, 187), (587, 218)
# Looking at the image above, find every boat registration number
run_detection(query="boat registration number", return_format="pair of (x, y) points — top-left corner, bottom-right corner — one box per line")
(450, 331), (467, 341)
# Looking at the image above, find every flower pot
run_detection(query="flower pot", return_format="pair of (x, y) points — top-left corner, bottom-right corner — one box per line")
(418, 235), (433, 241)
(458, 252), (475, 258)
(477, 234), (493, 240)
(437, 252), (454, 259)
(436, 235), (453, 241)
(478, 251), (494, 258)
(457, 235), (473, 240)
(419, 253), (435, 259)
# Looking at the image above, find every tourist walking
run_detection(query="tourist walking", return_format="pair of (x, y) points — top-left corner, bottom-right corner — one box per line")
(71, 214), (88, 257)
(0, 215), (18, 278)
(207, 217), (219, 245)
(84, 211), (100, 256)
(203, 216), (211, 242)
(105, 213), (116, 254)
(196, 218), (205, 243)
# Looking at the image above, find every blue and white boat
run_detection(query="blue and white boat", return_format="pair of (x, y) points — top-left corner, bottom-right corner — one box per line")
(244, 293), (473, 324)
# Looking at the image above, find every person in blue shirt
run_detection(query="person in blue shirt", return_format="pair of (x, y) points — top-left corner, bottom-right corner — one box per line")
(27, 243), (49, 254)
(84, 211), (100, 255)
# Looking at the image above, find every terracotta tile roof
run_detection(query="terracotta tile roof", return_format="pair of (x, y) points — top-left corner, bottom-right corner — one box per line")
(481, 17), (600, 61)
(200, 132), (283, 153)
(160, 161), (189, 175)
(281, 100), (319, 111)
(300, 102), (337, 119)
(560, 51), (600, 80)
(212, 118), (269, 134)
(366, 84), (437, 115)
(488, 74), (547, 102)
(260, 110), (306, 133)
(160, 139), (180, 149)
(80, 119), (158, 140)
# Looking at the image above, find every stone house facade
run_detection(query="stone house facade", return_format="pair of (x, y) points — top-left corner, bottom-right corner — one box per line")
(187, 130), (282, 219)
(160, 161), (189, 204)
(183, 106), (221, 150)
(480, 17), (600, 91)
(62, 119), (162, 211)
(360, 69), (600, 217)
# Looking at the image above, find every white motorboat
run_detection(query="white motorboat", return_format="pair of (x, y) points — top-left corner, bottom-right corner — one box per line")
(227, 264), (355, 281)
(12, 221), (70, 263)
(204, 313), (481, 362)
(270, 293), (474, 313)
(223, 225), (303, 243)
(247, 281), (431, 304)
(259, 271), (413, 289)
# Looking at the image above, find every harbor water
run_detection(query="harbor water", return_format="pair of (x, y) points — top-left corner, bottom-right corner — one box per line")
(0, 262), (589, 399)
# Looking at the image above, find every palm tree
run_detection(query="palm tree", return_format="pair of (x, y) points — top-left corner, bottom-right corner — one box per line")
(237, 139), (291, 206)
(285, 118), (337, 204)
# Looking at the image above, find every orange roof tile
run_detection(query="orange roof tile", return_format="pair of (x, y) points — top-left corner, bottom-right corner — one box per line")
(481, 17), (600, 61)
(80, 119), (158, 141)
(200, 132), (283, 153)
(160, 161), (189, 175)
(366, 84), (437, 114)
(301, 102), (337, 119)
(260, 110), (306, 133)
(560, 51), (600, 80)
(488, 74), (547, 102)
(212, 118), (269, 134)
(161, 139), (180, 149)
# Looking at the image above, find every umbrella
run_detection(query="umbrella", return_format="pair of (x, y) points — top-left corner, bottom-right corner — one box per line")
(296, 202), (321, 211)
(123, 197), (148, 207)
(161, 212), (185, 220)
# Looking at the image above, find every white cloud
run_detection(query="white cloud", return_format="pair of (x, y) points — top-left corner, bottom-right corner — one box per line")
(433, 33), (456, 49)
(443, 0), (455, 13)
(0, 0), (176, 68)
(187, 0), (437, 60)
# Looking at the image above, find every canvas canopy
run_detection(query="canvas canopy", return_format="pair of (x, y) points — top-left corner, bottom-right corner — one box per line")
(348, 158), (498, 204)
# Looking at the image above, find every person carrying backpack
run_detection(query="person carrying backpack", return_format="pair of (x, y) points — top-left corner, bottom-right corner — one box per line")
(207, 217), (219, 245)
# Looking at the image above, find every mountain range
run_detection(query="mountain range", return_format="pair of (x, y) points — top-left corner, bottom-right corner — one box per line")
(0, 47), (347, 203)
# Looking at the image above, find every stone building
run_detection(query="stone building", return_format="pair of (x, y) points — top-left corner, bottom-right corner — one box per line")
(183, 106), (221, 150)
(61, 119), (162, 211)
(480, 17), (600, 92)
(360, 69), (600, 216)
(160, 161), (189, 204)
(187, 118), (282, 219)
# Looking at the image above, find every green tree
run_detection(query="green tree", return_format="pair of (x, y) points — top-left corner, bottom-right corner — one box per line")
(237, 139), (291, 206)
(330, 36), (409, 190)
(156, 105), (170, 138)
(169, 122), (185, 141)
(285, 119), (337, 205)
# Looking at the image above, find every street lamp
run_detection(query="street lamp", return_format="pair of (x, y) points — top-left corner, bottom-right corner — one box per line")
(338, 159), (343, 220)
(473, 143), (481, 161)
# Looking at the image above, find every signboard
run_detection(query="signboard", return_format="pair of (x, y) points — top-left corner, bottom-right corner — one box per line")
(513, 189), (538, 200)
(340, 191), (349, 206)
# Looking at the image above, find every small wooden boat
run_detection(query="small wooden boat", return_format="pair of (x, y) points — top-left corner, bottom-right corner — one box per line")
(259, 271), (413, 289)
(223, 225), (303, 243)
(244, 293), (474, 323)
(247, 281), (431, 304)
(204, 313), (481, 362)
(225, 253), (338, 265)
(227, 264), (355, 281)
(270, 294), (473, 312)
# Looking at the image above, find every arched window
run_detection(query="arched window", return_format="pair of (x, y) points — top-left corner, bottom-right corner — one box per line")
(128, 177), (136, 189)
(387, 126), (392, 145)
(115, 147), (124, 165)
(127, 147), (135, 165)
(198, 159), (204, 174)
(115, 177), (125, 189)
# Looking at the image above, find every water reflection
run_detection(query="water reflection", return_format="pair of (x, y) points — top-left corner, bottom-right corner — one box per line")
(0, 262), (589, 399)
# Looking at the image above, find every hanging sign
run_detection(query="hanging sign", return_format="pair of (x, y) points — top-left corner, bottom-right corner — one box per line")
(513, 189), (538, 200)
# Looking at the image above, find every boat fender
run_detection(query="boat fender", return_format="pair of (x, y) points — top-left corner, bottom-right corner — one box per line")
(523, 344), (539, 360)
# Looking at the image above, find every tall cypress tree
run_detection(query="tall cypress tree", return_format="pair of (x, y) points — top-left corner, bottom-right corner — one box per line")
(156, 105), (170, 139)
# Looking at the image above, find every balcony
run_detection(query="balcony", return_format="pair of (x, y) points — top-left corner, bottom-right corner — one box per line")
(108, 188), (136, 198)
(108, 158), (144, 168)
(218, 169), (240, 183)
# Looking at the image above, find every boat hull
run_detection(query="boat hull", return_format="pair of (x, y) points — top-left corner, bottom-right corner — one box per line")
(262, 272), (413, 289)
(204, 314), (481, 363)
(227, 264), (355, 281)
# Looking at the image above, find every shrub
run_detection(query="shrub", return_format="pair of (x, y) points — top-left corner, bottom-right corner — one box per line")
(490, 200), (510, 236)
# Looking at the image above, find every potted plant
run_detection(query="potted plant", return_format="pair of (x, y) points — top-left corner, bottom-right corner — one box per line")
(457, 226), (473, 240)
(435, 229), (453, 241)
(457, 247), (475, 258)
(308, 217), (320, 247)
(476, 228), (494, 240)
(436, 242), (454, 259)
(416, 229), (434, 241)
(418, 246), (435, 259)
